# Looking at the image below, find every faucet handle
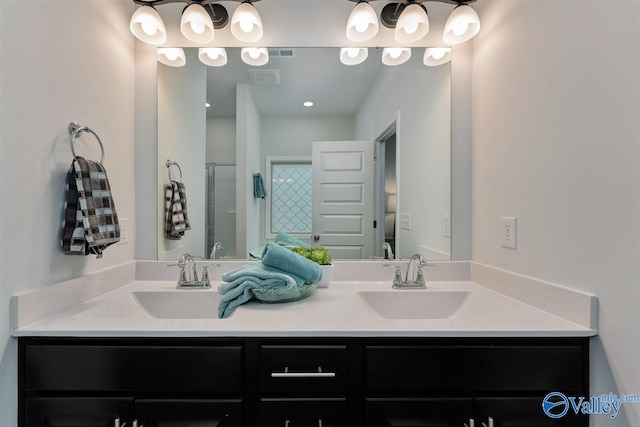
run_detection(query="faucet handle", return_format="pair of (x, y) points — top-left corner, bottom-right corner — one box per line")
(383, 264), (404, 288)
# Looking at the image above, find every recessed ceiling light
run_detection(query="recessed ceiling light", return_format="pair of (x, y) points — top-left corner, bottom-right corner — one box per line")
(205, 102), (211, 108)
(302, 101), (314, 107)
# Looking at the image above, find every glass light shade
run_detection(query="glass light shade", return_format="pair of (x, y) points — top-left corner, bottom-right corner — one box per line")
(241, 47), (269, 66)
(346, 2), (379, 42)
(231, 2), (264, 43)
(395, 4), (429, 44)
(423, 47), (451, 66)
(443, 5), (480, 45)
(340, 47), (368, 65)
(199, 48), (228, 67)
(382, 47), (411, 66)
(130, 6), (167, 45)
(180, 4), (215, 44)
(157, 48), (186, 67)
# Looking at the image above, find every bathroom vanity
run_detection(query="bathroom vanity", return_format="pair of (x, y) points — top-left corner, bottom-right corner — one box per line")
(13, 261), (596, 427)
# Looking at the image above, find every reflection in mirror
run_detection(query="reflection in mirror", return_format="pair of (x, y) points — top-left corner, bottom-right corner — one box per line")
(157, 47), (450, 262)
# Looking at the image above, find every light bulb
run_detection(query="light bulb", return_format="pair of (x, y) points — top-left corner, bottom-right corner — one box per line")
(403, 18), (420, 35)
(249, 49), (260, 59)
(423, 47), (451, 66)
(207, 51), (220, 60)
(239, 20), (254, 33)
(141, 21), (157, 36)
(190, 20), (206, 34)
(389, 48), (402, 59)
(165, 52), (178, 61)
(431, 48), (446, 60)
(346, 48), (360, 59)
(453, 22), (469, 36)
(199, 48), (227, 67)
(157, 48), (186, 67)
(355, 18), (370, 33)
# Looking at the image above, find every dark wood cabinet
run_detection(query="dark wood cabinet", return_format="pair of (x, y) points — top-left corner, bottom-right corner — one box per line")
(18, 337), (589, 427)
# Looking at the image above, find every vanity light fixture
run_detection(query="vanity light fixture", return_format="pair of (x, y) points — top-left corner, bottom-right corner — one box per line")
(346, 0), (479, 45)
(130, 5), (167, 45)
(241, 47), (269, 66)
(382, 47), (411, 66)
(157, 47), (186, 67)
(199, 47), (228, 66)
(231, 1), (264, 43)
(130, 0), (262, 44)
(443, 3), (480, 44)
(180, 3), (215, 43)
(346, 1), (380, 42)
(340, 47), (369, 65)
(423, 47), (451, 66)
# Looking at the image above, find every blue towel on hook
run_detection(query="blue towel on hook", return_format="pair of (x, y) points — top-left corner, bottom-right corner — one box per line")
(217, 263), (304, 318)
(253, 173), (266, 199)
(261, 242), (323, 284)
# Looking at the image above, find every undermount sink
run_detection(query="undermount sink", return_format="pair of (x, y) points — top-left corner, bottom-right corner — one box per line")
(133, 291), (221, 319)
(358, 290), (471, 319)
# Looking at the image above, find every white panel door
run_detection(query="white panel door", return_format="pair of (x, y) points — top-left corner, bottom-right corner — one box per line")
(312, 141), (375, 259)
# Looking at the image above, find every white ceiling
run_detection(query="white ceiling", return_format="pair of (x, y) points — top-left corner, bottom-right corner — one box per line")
(205, 47), (389, 117)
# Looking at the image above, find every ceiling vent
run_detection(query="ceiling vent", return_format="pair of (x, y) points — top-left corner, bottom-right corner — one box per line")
(268, 48), (296, 58)
(248, 69), (281, 85)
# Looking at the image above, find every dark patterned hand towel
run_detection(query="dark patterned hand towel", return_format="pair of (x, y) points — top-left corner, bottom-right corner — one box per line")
(61, 157), (120, 259)
(253, 173), (266, 199)
(165, 180), (191, 239)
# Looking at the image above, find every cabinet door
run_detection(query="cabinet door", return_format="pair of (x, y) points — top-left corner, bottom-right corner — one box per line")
(135, 399), (242, 427)
(24, 397), (133, 427)
(365, 398), (473, 427)
(475, 397), (587, 427)
(261, 398), (347, 427)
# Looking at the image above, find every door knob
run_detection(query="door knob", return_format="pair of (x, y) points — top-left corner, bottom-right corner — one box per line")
(312, 234), (320, 241)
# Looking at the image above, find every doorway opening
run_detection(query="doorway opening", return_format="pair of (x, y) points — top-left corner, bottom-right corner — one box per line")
(375, 119), (399, 260)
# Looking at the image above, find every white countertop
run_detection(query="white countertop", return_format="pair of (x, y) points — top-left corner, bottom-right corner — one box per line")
(12, 277), (597, 338)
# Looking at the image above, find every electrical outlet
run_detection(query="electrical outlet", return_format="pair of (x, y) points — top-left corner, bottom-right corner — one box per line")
(443, 215), (451, 238)
(119, 218), (129, 245)
(501, 217), (517, 249)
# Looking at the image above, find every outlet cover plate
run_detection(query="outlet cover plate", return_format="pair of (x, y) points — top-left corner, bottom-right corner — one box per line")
(443, 215), (451, 238)
(501, 217), (517, 249)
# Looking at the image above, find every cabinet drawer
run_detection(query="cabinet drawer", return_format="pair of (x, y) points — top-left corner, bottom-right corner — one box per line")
(25, 345), (242, 393)
(261, 398), (346, 427)
(365, 345), (583, 393)
(261, 346), (346, 396)
(365, 398), (473, 427)
(25, 397), (133, 427)
(136, 399), (243, 427)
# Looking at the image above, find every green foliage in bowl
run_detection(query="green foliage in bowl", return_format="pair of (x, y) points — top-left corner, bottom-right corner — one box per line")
(287, 246), (333, 265)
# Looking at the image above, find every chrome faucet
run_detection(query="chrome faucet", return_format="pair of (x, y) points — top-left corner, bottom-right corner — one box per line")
(169, 254), (212, 289)
(384, 253), (428, 289)
(209, 241), (222, 260)
(383, 242), (394, 260)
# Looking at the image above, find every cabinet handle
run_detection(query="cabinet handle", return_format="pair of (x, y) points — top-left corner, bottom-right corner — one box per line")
(464, 419), (475, 427)
(271, 366), (336, 378)
(114, 419), (126, 427)
(482, 417), (494, 427)
(132, 420), (143, 427)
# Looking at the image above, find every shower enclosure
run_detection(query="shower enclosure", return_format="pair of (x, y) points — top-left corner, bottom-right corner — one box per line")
(205, 163), (236, 259)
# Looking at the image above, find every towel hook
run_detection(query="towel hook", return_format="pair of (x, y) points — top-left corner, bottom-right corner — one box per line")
(68, 122), (105, 163)
(166, 159), (183, 182)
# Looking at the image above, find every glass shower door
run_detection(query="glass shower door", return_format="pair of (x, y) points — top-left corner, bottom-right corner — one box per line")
(206, 163), (236, 259)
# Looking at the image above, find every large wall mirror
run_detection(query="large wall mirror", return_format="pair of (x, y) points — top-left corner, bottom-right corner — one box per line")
(157, 47), (451, 261)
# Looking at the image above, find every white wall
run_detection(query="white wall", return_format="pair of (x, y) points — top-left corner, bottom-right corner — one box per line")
(207, 117), (236, 164)
(157, 49), (207, 261)
(356, 63), (452, 260)
(0, 1), (136, 426)
(236, 85), (262, 257)
(472, 1), (640, 425)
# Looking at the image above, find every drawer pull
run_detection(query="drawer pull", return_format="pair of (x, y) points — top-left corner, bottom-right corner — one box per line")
(271, 366), (336, 378)
(464, 419), (475, 427)
(482, 417), (494, 427)
(284, 419), (324, 426)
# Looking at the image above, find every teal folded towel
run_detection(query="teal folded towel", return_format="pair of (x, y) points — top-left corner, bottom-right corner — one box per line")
(249, 246), (265, 260)
(217, 263), (305, 319)
(261, 242), (322, 284)
(253, 173), (267, 199)
(274, 231), (311, 248)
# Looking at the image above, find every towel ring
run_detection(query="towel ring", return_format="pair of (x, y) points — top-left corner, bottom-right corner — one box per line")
(166, 160), (183, 182)
(68, 122), (105, 163)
